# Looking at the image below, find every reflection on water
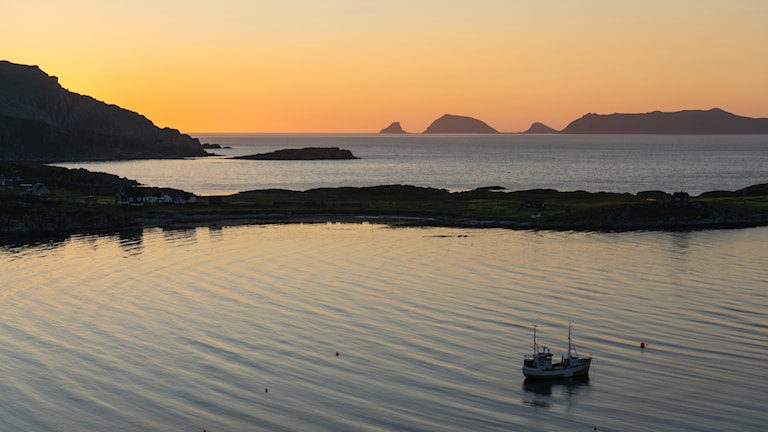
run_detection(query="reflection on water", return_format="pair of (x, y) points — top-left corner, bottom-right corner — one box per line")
(522, 377), (591, 409)
(523, 376), (591, 397)
(0, 224), (766, 432)
(118, 228), (144, 256)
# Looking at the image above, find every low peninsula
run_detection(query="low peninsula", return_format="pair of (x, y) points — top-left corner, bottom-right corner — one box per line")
(2, 164), (768, 240)
(233, 147), (358, 160)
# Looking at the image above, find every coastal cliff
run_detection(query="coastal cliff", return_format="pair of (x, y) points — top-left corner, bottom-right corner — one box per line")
(0, 61), (208, 161)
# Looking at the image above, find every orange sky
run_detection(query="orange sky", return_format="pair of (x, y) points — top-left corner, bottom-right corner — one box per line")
(4, 1), (768, 133)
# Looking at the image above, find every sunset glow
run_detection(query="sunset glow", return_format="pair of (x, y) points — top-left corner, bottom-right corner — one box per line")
(4, 1), (767, 133)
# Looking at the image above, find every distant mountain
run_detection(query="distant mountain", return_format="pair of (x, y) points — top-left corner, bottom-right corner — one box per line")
(522, 122), (558, 134)
(0, 60), (208, 161)
(379, 121), (407, 134)
(561, 108), (768, 134)
(423, 114), (497, 134)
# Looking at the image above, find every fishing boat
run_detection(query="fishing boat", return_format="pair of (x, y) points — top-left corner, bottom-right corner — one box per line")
(522, 323), (591, 379)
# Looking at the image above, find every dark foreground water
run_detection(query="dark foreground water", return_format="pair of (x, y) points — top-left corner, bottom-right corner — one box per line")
(1, 224), (766, 431)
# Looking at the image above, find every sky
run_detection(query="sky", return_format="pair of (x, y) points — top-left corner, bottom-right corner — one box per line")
(4, 0), (768, 133)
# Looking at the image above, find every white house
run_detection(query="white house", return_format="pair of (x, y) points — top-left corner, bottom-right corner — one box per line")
(115, 186), (196, 205)
(146, 190), (173, 204)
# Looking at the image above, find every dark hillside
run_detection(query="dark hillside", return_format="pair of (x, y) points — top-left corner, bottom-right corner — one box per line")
(0, 61), (208, 161)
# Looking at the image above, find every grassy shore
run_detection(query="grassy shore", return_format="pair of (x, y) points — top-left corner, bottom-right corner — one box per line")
(2, 163), (768, 239)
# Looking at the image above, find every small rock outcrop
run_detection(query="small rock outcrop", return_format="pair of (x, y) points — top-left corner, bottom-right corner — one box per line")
(234, 147), (358, 160)
(423, 114), (498, 134)
(379, 122), (407, 134)
(522, 122), (558, 134)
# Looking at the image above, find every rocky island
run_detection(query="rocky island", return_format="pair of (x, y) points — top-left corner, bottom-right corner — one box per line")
(423, 114), (498, 133)
(522, 122), (558, 134)
(233, 147), (358, 160)
(560, 108), (768, 134)
(380, 122), (407, 134)
(383, 109), (768, 134)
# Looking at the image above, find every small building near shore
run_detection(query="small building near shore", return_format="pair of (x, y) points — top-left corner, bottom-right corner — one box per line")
(671, 191), (691, 203)
(146, 190), (173, 204)
(171, 193), (197, 204)
(28, 183), (50, 196)
(115, 186), (144, 206)
(115, 186), (197, 205)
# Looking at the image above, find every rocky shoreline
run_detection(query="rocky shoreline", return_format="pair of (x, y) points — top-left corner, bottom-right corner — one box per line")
(4, 208), (768, 245)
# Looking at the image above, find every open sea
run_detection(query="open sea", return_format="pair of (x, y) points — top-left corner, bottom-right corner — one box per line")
(3, 134), (766, 431)
(56, 133), (768, 196)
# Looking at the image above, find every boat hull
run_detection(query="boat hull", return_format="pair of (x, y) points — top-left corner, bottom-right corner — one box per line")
(522, 360), (591, 380)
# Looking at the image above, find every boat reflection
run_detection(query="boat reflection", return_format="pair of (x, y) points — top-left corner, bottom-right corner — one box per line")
(522, 376), (590, 408)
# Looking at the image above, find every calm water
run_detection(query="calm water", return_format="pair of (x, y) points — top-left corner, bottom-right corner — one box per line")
(1, 224), (767, 431)
(16, 135), (768, 430)
(55, 134), (768, 196)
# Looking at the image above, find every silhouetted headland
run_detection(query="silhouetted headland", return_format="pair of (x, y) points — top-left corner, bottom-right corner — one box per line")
(0, 60), (210, 161)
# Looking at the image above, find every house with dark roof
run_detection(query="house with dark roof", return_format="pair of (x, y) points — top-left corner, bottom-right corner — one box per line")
(115, 186), (144, 206)
(172, 193), (197, 204)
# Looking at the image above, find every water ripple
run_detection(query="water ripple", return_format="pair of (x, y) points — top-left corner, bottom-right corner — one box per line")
(0, 224), (766, 431)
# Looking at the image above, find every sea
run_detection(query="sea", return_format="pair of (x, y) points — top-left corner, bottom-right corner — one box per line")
(1, 134), (766, 431)
(56, 133), (768, 196)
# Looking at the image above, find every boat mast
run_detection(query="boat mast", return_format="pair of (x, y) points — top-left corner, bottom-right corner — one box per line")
(567, 321), (572, 358)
